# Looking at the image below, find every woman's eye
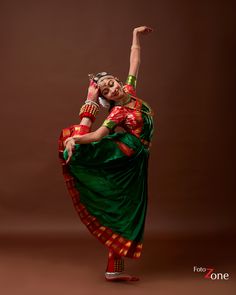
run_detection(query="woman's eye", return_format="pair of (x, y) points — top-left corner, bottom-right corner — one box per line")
(108, 80), (114, 87)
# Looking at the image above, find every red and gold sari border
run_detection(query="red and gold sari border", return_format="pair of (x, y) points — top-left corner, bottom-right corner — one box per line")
(58, 130), (143, 259)
(113, 140), (135, 157)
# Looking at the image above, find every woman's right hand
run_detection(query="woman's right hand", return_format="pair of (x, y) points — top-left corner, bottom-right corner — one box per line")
(133, 26), (153, 35)
(87, 80), (99, 102)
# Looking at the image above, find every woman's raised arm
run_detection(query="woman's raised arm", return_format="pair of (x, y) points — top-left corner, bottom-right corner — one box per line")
(79, 80), (99, 128)
(128, 26), (153, 79)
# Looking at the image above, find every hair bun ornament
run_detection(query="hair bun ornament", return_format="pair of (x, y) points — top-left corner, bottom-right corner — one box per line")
(88, 73), (95, 81)
(89, 72), (114, 84)
(98, 96), (110, 108)
(94, 72), (109, 83)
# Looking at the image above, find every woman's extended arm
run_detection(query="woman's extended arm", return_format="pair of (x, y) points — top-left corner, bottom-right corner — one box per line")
(73, 126), (109, 144)
(65, 126), (109, 163)
(128, 26), (153, 79)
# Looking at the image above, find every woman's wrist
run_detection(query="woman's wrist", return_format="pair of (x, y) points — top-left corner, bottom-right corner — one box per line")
(85, 99), (99, 107)
(72, 135), (81, 143)
(132, 30), (140, 48)
(86, 96), (99, 102)
(64, 137), (74, 147)
(131, 45), (140, 50)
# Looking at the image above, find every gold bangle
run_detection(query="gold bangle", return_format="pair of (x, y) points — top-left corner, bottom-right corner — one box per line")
(79, 103), (99, 122)
(84, 100), (100, 108)
(81, 104), (98, 115)
(131, 45), (140, 50)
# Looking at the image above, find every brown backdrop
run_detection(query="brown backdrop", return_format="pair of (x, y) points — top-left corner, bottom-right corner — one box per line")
(0, 0), (235, 236)
(0, 0), (235, 294)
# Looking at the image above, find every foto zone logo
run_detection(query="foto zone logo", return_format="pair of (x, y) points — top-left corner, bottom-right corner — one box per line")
(193, 266), (230, 280)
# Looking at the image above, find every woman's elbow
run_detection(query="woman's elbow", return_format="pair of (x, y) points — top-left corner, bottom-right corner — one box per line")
(93, 134), (102, 142)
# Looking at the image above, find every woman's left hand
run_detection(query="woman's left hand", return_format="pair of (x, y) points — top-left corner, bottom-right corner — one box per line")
(65, 137), (76, 164)
(87, 80), (99, 102)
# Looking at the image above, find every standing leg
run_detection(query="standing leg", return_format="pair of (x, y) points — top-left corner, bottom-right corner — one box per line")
(105, 249), (139, 281)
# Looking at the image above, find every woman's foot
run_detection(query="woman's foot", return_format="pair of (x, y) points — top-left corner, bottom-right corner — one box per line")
(105, 272), (139, 282)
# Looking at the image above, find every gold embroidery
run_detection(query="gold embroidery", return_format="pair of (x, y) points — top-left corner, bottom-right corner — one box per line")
(134, 252), (141, 258)
(105, 240), (112, 246)
(102, 119), (116, 130)
(62, 129), (70, 137)
(125, 241), (131, 247)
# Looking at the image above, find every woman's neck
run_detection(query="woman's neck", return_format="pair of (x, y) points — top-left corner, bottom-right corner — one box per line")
(115, 92), (131, 106)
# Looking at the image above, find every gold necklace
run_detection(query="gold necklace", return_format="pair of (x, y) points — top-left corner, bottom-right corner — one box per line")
(124, 97), (154, 116)
(114, 94), (131, 106)
(125, 105), (153, 116)
(115, 94), (153, 116)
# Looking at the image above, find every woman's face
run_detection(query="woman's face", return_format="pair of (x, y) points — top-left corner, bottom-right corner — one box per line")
(98, 78), (124, 101)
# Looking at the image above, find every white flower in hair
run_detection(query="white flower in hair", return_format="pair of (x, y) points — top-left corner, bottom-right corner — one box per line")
(98, 96), (110, 108)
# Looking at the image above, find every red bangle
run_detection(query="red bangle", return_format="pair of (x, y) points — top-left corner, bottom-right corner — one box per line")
(79, 103), (99, 122)
(79, 111), (96, 122)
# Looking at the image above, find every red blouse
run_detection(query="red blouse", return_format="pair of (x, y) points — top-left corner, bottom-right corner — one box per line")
(102, 84), (144, 139)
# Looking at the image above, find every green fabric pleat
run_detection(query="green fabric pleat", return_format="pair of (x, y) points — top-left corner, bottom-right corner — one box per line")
(63, 132), (149, 242)
(140, 101), (154, 142)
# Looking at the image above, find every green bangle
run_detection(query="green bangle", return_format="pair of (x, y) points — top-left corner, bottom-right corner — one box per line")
(126, 75), (136, 88)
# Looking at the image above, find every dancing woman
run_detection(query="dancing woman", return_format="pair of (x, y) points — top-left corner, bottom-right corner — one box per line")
(58, 26), (154, 281)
